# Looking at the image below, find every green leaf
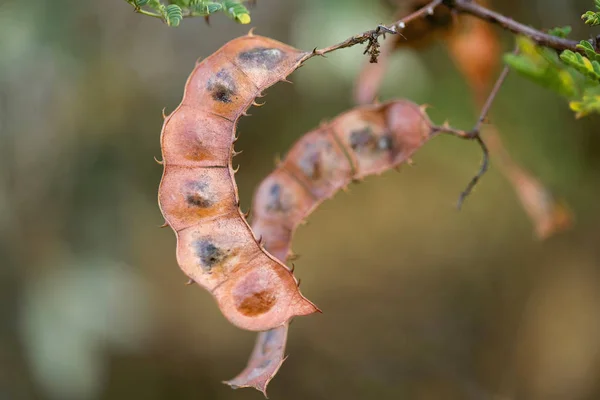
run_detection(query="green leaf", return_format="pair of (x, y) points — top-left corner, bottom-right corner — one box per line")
(165, 4), (183, 26)
(575, 40), (600, 62)
(504, 52), (578, 98)
(168, 0), (190, 6)
(581, 10), (600, 26)
(189, 1), (222, 16)
(570, 94), (600, 118)
(124, 0), (252, 26)
(222, 0), (251, 24)
(560, 50), (600, 82)
(205, 2), (223, 13)
(548, 26), (571, 38)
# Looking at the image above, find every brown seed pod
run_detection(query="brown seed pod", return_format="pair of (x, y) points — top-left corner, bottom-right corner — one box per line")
(226, 100), (435, 394)
(354, 0), (572, 239)
(158, 34), (320, 332)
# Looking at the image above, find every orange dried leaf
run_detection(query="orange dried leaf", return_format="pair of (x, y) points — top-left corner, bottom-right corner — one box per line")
(503, 160), (573, 240)
(445, 13), (501, 105)
(486, 129), (573, 239)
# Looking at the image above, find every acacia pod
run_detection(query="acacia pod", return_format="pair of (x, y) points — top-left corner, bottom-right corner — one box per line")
(226, 100), (435, 394)
(355, 0), (572, 239)
(158, 34), (319, 332)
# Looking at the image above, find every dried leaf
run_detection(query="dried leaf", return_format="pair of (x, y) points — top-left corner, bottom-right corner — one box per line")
(486, 128), (573, 239)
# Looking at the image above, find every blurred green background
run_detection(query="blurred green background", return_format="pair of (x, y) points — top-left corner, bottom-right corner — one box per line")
(1, 0), (600, 399)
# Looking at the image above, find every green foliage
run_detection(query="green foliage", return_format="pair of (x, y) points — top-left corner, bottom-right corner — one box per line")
(125, 0), (251, 26)
(547, 25), (572, 38)
(504, 3), (600, 118)
(222, 0), (251, 24)
(165, 4), (183, 26)
(570, 87), (600, 118)
(560, 48), (600, 82)
(581, 0), (600, 26)
(504, 37), (578, 98)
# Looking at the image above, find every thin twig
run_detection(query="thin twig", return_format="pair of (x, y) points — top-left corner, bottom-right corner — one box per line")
(306, 0), (444, 60)
(456, 135), (489, 209)
(434, 48), (516, 209)
(304, 0), (590, 64)
(473, 62), (511, 133)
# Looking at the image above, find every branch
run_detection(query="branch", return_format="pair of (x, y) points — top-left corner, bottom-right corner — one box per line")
(308, 0), (445, 61)
(445, 0), (584, 52)
(434, 50), (515, 209)
(306, 0), (592, 63)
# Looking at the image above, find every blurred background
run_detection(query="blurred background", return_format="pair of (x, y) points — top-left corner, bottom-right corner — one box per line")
(1, 0), (600, 399)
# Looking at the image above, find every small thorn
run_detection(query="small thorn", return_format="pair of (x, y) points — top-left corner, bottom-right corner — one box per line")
(297, 278), (302, 287)
(257, 235), (263, 244)
(312, 47), (325, 58)
(288, 252), (300, 261)
(290, 263), (295, 273)
(242, 111), (251, 117)
(185, 279), (194, 285)
(232, 164), (240, 173)
(154, 156), (164, 165)
(274, 153), (282, 166)
(252, 100), (265, 107)
(232, 149), (243, 157)
(248, 27), (256, 36)
(299, 220), (308, 226)
(162, 107), (168, 119)
(279, 78), (293, 84)
(407, 158), (415, 166)
(419, 103), (431, 113)
(442, 120), (451, 129)
(242, 208), (250, 218)
(341, 185), (350, 193)
(159, 221), (169, 228)
(195, 57), (203, 66)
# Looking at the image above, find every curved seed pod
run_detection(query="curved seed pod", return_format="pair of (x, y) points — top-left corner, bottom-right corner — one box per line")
(158, 34), (320, 332)
(354, 0), (572, 238)
(226, 100), (435, 395)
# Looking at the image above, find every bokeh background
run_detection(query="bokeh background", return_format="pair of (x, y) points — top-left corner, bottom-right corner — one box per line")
(1, 0), (600, 399)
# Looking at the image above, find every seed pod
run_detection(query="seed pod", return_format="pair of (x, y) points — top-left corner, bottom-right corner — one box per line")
(226, 100), (435, 394)
(158, 34), (319, 332)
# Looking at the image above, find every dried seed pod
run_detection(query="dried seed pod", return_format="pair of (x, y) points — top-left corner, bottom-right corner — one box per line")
(226, 100), (435, 394)
(158, 34), (320, 332)
(354, 0), (572, 239)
